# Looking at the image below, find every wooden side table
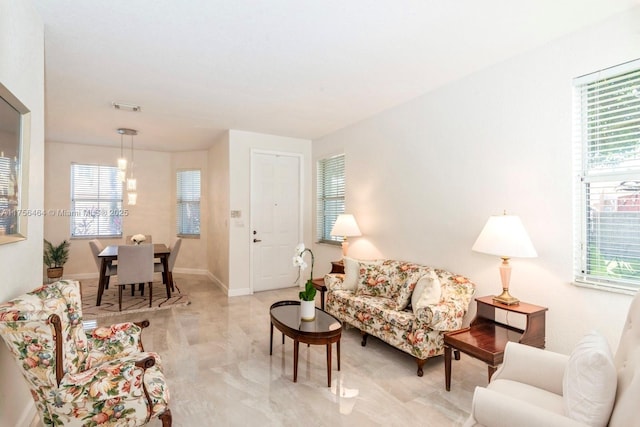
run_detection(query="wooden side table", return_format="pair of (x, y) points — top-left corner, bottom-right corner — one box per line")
(311, 278), (327, 310)
(330, 260), (345, 274)
(443, 296), (547, 391)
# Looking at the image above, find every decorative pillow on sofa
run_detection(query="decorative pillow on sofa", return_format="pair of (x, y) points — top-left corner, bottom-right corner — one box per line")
(562, 330), (617, 427)
(411, 270), (442, 313)
(355, 261), (396, 300)
(342, 257), (382, 291)
(393, 262), (429, 311)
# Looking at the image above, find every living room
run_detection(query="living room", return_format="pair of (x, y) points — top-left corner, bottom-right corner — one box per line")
(1, 1), (639, 426)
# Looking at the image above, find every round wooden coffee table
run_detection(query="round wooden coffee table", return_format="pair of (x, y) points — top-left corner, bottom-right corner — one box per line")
(269, 300), (342, 387)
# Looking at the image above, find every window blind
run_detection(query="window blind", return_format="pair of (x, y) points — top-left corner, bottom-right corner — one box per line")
(316, 154), (345, 243)
(71, 163), (123, 238)
(573, 59), (640, 292)
(176, 169), (200, 236)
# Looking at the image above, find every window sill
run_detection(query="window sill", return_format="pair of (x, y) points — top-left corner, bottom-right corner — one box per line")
(572, 280), (638, 296)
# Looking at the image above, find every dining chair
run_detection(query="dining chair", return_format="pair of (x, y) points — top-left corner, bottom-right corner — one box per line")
(155, 237), (182, 293)
(88, 239), (117, 290)
(125, 234), (153, 244)
(116, 244), (154, 311)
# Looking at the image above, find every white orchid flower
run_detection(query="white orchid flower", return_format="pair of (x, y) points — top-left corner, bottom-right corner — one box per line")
(295, 243), (305, 255)
(292, 255), (308, 270)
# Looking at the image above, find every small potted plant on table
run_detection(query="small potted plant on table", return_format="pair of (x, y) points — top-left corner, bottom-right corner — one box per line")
(43, 239), (70, 281)
(293, 243), (316, 321)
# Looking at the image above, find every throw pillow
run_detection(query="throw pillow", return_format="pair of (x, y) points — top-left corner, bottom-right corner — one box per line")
(356, 260), (395, 299)
(562, 330), (617, 427)
(411, 270), (442, 314)
(342, 257), (360, 291)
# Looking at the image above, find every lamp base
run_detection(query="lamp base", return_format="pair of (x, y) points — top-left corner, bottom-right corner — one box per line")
(493, 289), (520, 306)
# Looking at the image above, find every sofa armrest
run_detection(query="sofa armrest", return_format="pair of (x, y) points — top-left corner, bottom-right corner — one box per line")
(414, 299), (467, 331)
(324, 273), (346, 291)
(468, 387), (586, 427)
(492, 342), (568, 395)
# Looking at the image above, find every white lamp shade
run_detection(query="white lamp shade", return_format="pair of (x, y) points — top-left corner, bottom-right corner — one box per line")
(126, 178), (137, 191)
(472, 214), (537, 258)
(127, 192), (137, 206)
(330, 214), (362, 237)
(117, 157), (127, 170)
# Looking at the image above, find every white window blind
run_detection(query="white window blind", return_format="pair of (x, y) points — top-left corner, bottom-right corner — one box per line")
(316, 154), (345, 243)
(177, 169), (200, 236)
(71, 163), (123, 238)
(573, 59), (640, 292)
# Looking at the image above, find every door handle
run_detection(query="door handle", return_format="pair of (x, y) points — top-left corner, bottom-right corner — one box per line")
(253, 238), (262, 243)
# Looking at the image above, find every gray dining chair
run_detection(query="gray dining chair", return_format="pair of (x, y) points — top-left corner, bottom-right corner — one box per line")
(89, 239), (117, 289)
(125, 234), (153, 244)
(154, 237), (182, 293)
(116, 244), (154, 311)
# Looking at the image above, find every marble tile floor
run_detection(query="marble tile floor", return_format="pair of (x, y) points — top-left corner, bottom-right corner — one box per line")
(44, 274), (489, 426)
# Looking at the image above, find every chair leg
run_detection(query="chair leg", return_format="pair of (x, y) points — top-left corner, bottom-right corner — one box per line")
(159, 409), (172, 427)
(118, 286), (123, 311)
(139, 283), (144, 296)
(105, 275), (110, 290)
(149, 282), (153, 307)
(131, 284), (135, 296)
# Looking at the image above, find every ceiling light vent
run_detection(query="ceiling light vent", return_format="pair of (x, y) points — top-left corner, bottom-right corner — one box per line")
(112, 101), (141, 112)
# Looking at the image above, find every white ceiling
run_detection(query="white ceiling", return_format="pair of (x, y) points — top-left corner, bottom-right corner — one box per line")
(32, 0), (638, 152)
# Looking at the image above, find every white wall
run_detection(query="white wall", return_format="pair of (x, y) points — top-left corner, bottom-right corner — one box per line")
(228, 130), (312, 295)
(208, 131), (230, 288)
(313, 7), (640, 355)
(0, 1), (45, 425)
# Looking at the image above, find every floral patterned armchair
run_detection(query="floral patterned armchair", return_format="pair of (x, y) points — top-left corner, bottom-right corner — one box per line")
(0, 280), (171, 426)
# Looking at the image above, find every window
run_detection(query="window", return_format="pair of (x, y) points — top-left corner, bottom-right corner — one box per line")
(71, 163), (123, 238)
(176, 169), (200, 236)
(316, 154), (345, 244)
(573, 59), (640, 292)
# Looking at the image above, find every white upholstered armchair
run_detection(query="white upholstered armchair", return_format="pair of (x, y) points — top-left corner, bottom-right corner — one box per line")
(464, 291), (640, 427)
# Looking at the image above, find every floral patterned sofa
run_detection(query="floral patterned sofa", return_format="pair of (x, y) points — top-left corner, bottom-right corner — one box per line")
(0, 280), (172, 426)
(325, 258), (476, 376)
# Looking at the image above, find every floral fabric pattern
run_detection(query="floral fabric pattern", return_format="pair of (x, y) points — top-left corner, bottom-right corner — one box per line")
(0, 280), (170, 427)
(326, 261), (475, 363)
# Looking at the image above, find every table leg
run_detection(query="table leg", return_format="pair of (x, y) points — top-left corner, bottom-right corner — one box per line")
(320, 289), (325, 310)
(293, 340), (299, 383)
(162, 255), (171, 298)
(326, 343), (332, 387)
(488, 365), (497, 383)
(337, 340), (341, 371)
(445, 345), (452, 391)
(96, 258), (108, 306)
(269, 323), (273, 355)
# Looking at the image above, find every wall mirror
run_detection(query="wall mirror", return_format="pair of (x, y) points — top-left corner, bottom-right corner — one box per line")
(0, 82), (31, 244)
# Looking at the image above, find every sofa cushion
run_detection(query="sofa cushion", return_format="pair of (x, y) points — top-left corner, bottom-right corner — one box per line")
(343, 257), (382, 291)
(356, 261), (396, 300)
(562, 330), (616, 427)
(393, 262), (429, 311)
(411, 270), (442, 314)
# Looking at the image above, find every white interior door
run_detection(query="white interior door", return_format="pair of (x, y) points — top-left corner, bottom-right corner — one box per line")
(251, 152), (301, 292)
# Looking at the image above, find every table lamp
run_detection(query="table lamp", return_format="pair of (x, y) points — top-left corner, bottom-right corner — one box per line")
(330, 214), (362, 256)
(472, 212), (537, 305)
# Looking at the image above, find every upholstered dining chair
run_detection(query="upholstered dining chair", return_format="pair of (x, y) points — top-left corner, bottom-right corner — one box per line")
(125, 234), (153, 244)
(116, 244), (154, 311)
(464, 291), (640, 427)
(89, 239), (117, 289)
(154, 238), (182, 293)
(0, 280), (172, 426)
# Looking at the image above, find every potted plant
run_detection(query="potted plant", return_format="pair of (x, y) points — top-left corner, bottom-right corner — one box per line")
(43, 239), (70, 280)
(293, 243), (316, 320)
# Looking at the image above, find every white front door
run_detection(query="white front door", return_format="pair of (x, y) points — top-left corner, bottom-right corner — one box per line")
(251, 151), (302, 292)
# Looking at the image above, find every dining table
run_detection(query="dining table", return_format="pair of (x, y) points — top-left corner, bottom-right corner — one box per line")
(96, 243), (171, 306)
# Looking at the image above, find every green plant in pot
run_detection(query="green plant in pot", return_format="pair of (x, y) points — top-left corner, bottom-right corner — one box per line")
(293, 243), (316, 320)
(43, 239), (70, 280)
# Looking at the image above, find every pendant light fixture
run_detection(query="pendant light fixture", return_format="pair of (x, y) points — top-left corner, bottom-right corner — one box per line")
(117, 129), (127, 182)
(116, 128), (138, 205)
